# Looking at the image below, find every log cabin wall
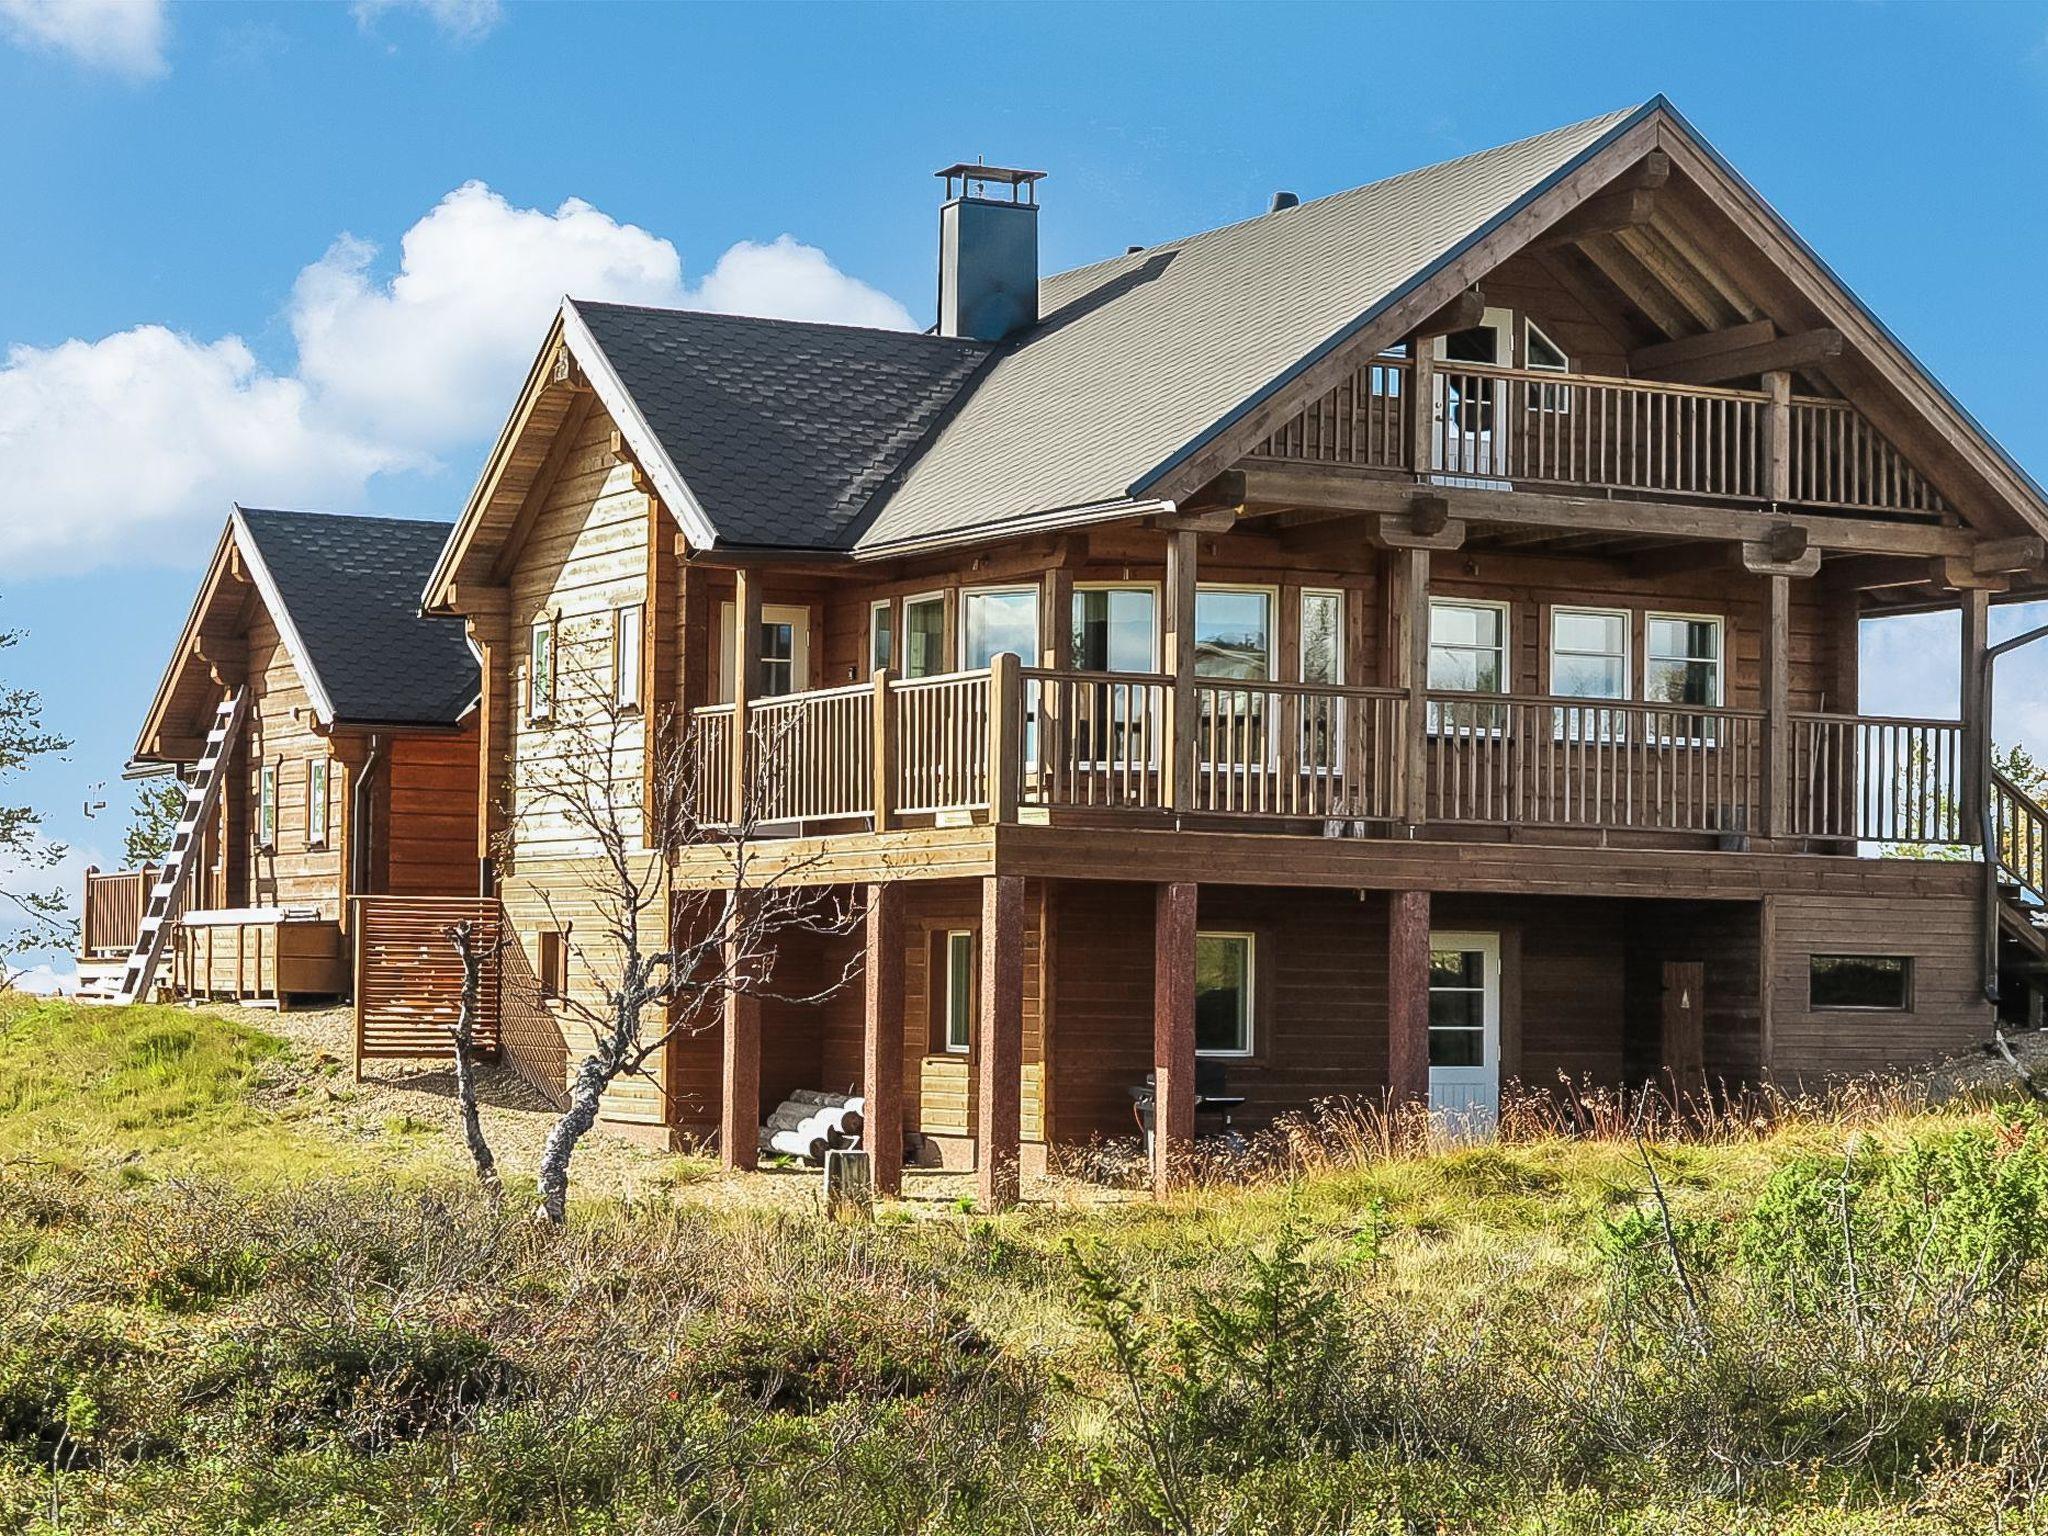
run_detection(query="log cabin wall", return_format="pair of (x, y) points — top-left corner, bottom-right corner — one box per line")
(243, 608), (342, 916)
(381, 725), (481, 897)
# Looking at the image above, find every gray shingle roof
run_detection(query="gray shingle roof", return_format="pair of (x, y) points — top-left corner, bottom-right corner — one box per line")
(571, 303), (995, 550)
(235, 508), (477, 726)
(859, 105), (1644, 548)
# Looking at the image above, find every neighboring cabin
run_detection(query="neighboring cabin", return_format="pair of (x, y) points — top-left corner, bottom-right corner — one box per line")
(81, 509), (481, 1007)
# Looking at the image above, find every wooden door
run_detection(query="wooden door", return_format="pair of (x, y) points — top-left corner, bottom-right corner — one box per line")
(1660, 960), (1706, 1089)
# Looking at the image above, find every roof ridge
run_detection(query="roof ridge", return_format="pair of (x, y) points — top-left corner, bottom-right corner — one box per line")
(235, 506), (456, 533)
(569, 297), (991, 348)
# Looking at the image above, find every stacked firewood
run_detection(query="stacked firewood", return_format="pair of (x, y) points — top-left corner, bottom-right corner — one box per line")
(757, 1090), (865, 1164)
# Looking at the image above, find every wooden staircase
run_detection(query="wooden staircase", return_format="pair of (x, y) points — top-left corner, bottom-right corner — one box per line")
(1993, 768), (2048, 1026)
(88, 690), (249, 1006)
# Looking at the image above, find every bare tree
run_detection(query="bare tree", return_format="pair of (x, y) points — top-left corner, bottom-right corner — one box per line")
(443, 917), (505, 1198)
(515, 678), (857, 1223)
(0, 612), (73, 985)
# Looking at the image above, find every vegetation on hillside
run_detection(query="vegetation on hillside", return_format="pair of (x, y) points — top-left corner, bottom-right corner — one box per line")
(3, 997), (2048, 1533)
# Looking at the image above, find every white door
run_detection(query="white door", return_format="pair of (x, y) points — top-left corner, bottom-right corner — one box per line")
(1431, 307), (1514, 477)
(718, 602), (811, 701)
(1428, 931), (1501, 1133)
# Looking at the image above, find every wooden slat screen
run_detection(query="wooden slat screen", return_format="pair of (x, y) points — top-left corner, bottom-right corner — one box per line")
(352, 896), (503, 1065)
(82, 866), (155, 957)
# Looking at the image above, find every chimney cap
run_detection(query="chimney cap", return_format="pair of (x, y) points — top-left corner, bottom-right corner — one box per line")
(1269, 190), (1300, 213)
(937, 162), (1047, 203)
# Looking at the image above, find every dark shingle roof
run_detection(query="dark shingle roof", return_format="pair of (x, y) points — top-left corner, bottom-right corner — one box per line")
(235, 508), (477, 726)
(572, 302), (995, 550)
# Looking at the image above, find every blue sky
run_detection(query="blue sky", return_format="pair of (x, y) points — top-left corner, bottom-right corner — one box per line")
(3, 0), (2046, 979)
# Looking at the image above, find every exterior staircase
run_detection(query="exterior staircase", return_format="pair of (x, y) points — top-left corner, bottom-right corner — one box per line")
(85, 690), (249, 1006)
(1993, 768), (2048, 1027)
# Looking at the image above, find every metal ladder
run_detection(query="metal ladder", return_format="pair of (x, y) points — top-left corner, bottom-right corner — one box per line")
(107, 689), (250, 1006)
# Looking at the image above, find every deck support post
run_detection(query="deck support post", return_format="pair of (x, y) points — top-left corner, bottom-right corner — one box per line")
(862, 882), (905, 1198)
(720, 907), (760, 1173)
(1762, 572), (1792, 842)
(1152, 881), (1198, 1197)
(1959, 587), (1990, 834)
(1387, 889), (1431, 1113)
(1762, 370), (1792, 504)
(987, 652), (1022, 823)
(1163, 529), (1198, 814)
(1398, 547), (1430, 834)
(976, 874), (1025, 1211)
(870, 669), (896, 832)
(729, 567), (762, 825)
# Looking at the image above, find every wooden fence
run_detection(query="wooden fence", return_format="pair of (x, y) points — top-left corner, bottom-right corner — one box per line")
(81, 865), (156, 957)
(351, 896), (503, 1070)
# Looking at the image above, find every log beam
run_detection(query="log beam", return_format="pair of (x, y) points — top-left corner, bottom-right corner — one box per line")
(1636, 328), (1845, 386)
(720, 957), (760, 1174)
(1628, 318), (1775, 375)
(1529, 187), (1657, 252)
(1409, 286), (1486, 339)
(1387, 890), (1431, 1110)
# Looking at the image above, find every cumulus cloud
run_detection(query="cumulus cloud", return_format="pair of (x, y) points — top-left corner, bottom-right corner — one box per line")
(350, 0), (503, 44)
(0, 182), (913, 577)
(0, 0), (167, 78)
(5, 963), (75, 995)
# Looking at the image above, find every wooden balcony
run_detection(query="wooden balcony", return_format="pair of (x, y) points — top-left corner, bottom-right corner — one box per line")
(1251, 357), (1946, 517)
(690, 659), (1968, 854)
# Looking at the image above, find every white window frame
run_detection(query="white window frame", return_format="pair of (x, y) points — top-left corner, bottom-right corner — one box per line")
(868, 598), (896, 676)
(901, 590), (948, 681)
(1192, 583), (1279, 681)
(957, 584), (1041, 670)
(1193, 584), (1281, 772)
(528, 616), (555, 724)
(942, 929), (975, 1053)
(1646, 610), (1726, 746)
(305, 757), (329, 850)
(1195, 930), (1256, 1058)
(1548, 604), (1631, 743)
(1426, 597), (1511, 737)
(1524, 317), (1572, 413)
(613, 603), (644, 714)
(1069, 582), (1163, 772)
(1070, 581), (1161, 673)
(1298, 587), (1346, 773)
(716, 602), (811, 702)
(257, 760), (278, 852)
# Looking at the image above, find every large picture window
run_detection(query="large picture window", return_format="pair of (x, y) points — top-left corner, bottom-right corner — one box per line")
(961, 586), (1039, 669)
(1428, 599), (1508, 731)
(1195, 932), (1255, 1057)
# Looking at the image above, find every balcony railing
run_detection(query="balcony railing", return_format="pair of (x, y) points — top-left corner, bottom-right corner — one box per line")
(81, 865), (158, 957)
(689, 661), (1969, 851)
(1253, 357), (1947, 516)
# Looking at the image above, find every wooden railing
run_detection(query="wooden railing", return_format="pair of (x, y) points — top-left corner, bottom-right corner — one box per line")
(1993, 770), (2048, 904)
(1422, 692), (1763, 833)
(1786, 713), (1964, 844)
(81, 865), (157, 956)
(1255, 358), (1946, 516)
(688, 666), (1976, 850)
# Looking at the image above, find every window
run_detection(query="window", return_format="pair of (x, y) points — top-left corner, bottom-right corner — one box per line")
(1194, 587), (1272, 680)
(1428, 599), (1508, 731)
(1647, 614), (1723, 707)
(1300, 589), (1344, 769)
(305, 758), (329, 850)
(538, 930), (566, 1000)
(1810, 955), (1912, 1011)
(1525, 319), (1571, 411)
(614, 604), (644, 712)
(960, 586), (1038, 669)
(1071, 586), (1156, 672)
(942, 929), (975, 1052)
(869, 600), (895, 675)
(1550, 606), (1629, 740)
(717, 602), (808, 700)
(903, 593), (946, 679)
(528, 618), (555, 723)
(1196, 932), (1255, 1056)
(257, 761), (277, 851)
(1428, 946), (1488, 1066)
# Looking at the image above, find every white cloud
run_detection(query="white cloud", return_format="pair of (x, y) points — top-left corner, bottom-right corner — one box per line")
(0, 0), (166, 78)
(351, 0), (502, 44)
(5, 963), (75, 995)
(0, 182), (913, 577)
(691, 236), (917, 332)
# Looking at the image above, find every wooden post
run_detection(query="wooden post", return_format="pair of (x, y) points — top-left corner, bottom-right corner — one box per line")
(720, 910), (760, 1172)
(1039, 565), (1072, 794)
(1762, 573), (1792, 841)
(1399, 547), (1431, 833)
(1162, 529), (1198, 813)
(350, 906), (366, 1083)
(1387, 890), (1431, 1109)
(1408, 342), (1436, 473)
(862, 881), (905, 1198)
(987, 651), (1022, 823)
(1762, 370), (1791, 504)
(1152, 882), (1198, 1198)
(870, 668), (897, 832)
(976, 874), (1025, 1211)
(1960, 587), (1991, 834)
(461, 589), (513, 879)
(730, 568), (762, 825)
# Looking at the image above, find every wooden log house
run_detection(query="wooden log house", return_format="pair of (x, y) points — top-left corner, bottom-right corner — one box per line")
(87, 508), (482, 1009)
(397, 98), (2047, 1199)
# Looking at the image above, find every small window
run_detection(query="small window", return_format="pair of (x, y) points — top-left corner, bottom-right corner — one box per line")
(257, 761), (278, 851)
(903, 593), (946, 680)
(529, 618), (555, 723)
(960, 587), (1039, 670)
(1194, 587), (1273, 680)
(1300, 590), (1344, 769)
(1196, 932), (1255, 1057)
(1550, 606), (1629, 741)
(1811, 955), (1912, 1011)
(614, 604), (644, 712)
(1071, 586), (1157, 672)
(869, 600), (895, 675)
(1428, 599), (1508, 732)
(538, 930), (566, 1000)
(305, 757), (329, 850)
(1647, 614), (1723, 707)
(1525, 319), (1569, 373)
(942, 929), (975, 1053)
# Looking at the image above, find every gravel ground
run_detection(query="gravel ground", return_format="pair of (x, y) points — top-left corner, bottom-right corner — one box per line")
(1918, 1022), (2048, 1104)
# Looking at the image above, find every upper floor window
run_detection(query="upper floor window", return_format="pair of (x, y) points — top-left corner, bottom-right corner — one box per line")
(1194, 587), (1273, 680)
(903, 593), (946, 679)
(613, 604), (644, 713)
(869, 600), (895, 675)
(257, 760), (278, 851)
(716, 603), (808, 701)
(1525, 319), (1571, 412)
(1647, 614), (1724, 707)
(1300, 589), (1343, 686)
(1550, 607), (1630, 700)
(961, 586), (1038, 670)
(1429, 599), (1509, 733)
(305, 757), (329, 850)
(1072, 585), (1156, 672)
(528, 618), (555, 723)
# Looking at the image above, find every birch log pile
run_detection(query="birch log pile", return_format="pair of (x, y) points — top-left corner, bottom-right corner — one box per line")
(756, 1091), (866, 1164)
